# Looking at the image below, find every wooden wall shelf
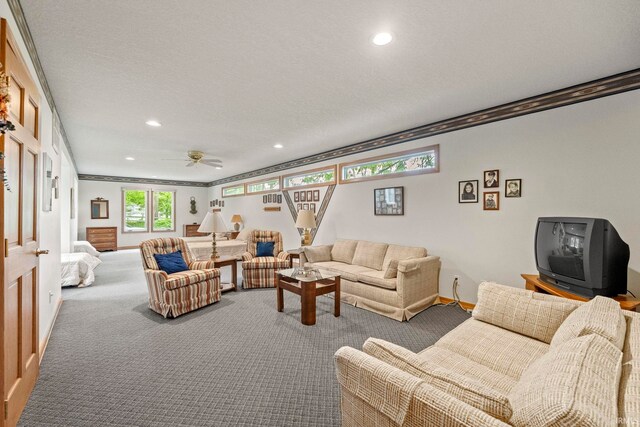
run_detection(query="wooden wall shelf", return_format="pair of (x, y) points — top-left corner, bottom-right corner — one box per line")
(264, 207), (281, 212)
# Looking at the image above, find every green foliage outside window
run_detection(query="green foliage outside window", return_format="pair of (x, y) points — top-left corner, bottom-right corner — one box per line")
(342, 152), (436, 181)
(153, 191), (174, 231)
(284, 169), (335, 188)
(124, 190), (147, 230)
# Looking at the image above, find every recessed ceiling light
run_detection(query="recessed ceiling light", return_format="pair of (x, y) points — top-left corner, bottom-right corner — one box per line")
(145, 120), (162, 127)
(372, 32), (393, 46)
(125, 156), (135, 161)
(273, 144), (283, 149)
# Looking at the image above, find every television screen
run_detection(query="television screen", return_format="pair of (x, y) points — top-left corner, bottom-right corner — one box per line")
(536, 221), (587, 282)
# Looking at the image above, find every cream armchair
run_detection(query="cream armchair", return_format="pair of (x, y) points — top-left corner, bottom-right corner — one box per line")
(241, 230), (290, 289)
(140, 238), (221, 318)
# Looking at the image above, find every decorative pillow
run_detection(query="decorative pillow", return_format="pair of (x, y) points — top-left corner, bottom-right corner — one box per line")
(551, 295), (627, 351)
(508, 334), (622, 427)
(330, 239), (358, 264)
(472, 282), (577, 344)
(236, 228), (253, 241)
(352, 241), (389, 270)
(304, 245), (332, 263)
(256, 241), (275, 257)
(153, 251), (189, 275)
(384, 259), (400, 279)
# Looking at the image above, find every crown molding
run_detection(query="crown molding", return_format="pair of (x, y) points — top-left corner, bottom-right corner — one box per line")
(78, 174), (209, 188)
(209, 68), (640, 187)
(7, 0), (78, 170)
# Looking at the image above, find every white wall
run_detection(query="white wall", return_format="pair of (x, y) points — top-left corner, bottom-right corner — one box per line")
(0, 0), (77, 343)
(59, 143), (78, 253)
(211, 89), (640, 303)
(78, 180), (209, 247)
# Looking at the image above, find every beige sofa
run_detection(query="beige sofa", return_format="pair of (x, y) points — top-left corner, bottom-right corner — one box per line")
(300, 239), (440, 321)
(335, 282), (640, 426)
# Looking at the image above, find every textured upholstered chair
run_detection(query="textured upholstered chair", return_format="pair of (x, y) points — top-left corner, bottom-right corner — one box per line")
(241, 230), (290, 289)
(140, 238), (221, 318)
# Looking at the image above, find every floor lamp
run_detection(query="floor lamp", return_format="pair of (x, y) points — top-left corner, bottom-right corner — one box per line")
(198, 211), (227, 259)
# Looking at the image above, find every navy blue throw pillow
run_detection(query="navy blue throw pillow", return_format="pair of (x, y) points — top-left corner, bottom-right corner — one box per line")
(153, 250), (189, 274)
(256, 241), (275, 257)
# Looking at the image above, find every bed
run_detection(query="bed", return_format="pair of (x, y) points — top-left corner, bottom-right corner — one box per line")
(73, 240), (101, 257)
(182, 235), (248, 260)
(61, 253), (102, 287)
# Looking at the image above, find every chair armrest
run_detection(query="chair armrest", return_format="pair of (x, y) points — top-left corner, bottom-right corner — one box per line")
(276, 252), (290, 261)
(144, 269), (168, 291)
(241, 252), (254, 261)
(189, 260), (217, 270)
(397, 256), (441, 302)
(335, 346), (509, 427)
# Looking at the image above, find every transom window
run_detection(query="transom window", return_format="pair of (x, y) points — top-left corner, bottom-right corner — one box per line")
(222, 184), (245, 197)
(246, 177), (280, 194)
(122, 188), (176, 233)
(282, 165), (337, 190)
(339, 145), (439, 184)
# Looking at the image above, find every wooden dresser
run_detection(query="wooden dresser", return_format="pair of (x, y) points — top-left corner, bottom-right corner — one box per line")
(86, 227), (117, 252)
(184, 224), (208, 237)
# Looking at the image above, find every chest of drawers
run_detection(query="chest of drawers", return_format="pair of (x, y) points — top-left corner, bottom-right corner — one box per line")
(86, 227), (117, 251)
(184, 224), (208, 237)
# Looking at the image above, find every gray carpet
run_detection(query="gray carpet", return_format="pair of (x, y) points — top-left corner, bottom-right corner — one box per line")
(19, 250), (469, 426)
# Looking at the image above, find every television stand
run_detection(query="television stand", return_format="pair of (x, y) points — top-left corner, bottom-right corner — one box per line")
(522, 274), (640, 312)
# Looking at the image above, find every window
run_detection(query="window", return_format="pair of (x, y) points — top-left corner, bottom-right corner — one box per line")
(339, 145), (439, 184)
(152, 190), (176, 231)
(246, 177), (280, 194)
(123, 189), (148, 232)
(222, 184), (245, 197)
(122, 188), (176, 233)
(282, 165), (337, 190)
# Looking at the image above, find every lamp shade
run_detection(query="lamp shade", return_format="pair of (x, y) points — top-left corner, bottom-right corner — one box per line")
(198, 211), (227, 233)
(230, 214), (243, 223)
(295, 209), (316, 229)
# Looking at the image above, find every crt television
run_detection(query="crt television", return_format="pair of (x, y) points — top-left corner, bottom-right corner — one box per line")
(535, 217), (629, 297)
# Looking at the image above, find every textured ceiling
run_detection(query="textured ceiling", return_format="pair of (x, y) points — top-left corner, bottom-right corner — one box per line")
(20, 0), (640, 181)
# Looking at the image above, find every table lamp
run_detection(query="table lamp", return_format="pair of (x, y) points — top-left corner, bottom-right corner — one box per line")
(198, 211), (227, 259)
(295, 209), (317, 246)
(230, 214), (243, 231)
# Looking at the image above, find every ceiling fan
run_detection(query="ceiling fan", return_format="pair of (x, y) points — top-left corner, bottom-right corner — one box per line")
(162, 151), (223, 168)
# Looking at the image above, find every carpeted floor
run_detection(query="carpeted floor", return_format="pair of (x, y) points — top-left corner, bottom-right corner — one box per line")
(19, 249), (469, 426)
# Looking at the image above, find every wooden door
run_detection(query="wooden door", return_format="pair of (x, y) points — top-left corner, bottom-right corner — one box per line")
(1, 19), (42, 426)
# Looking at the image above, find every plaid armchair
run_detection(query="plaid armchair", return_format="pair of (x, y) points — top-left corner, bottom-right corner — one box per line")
(140, 238), (221, 318)
(241, 230), (290, 289)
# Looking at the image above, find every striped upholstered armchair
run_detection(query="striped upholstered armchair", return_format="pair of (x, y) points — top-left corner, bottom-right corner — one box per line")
(140, 238), (221, 318)
(241, 230), (290, 289)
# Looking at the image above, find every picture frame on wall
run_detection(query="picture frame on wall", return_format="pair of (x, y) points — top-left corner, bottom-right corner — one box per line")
(483, 192), (499, 210)
(374, 186), (404, 216)
(310, 203), (316, 213)
(263, 195), (267, 203)
(303, 203), (309, 210)
(297, 203), (302, 211)
(484, 169), (499, 188)
(505, 179), (522, 198)
(221, 201), (225, 207)
(268, 194), (272, 203)
(300, 191), (306, 202)
(42, 152), (53, 212)
(277, 194), (282, 204)
(313, 190), (320, 202)
(294, 192), (300, 202)
(458, 180), (479, 203)
(306, 190), (313, 202)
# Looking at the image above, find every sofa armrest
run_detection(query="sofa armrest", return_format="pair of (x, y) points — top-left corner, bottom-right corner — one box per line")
(397, 256), (441, 302)
(189, 260), (217, 270)
(241, 252), (254, 262)
(144, 269), (168, 291)
(335, 346), (509, 427)
(276, 251), (290, 261)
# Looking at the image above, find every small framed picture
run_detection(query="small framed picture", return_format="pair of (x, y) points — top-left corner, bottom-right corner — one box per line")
(313, 190), (320, 202)
(263, 195), (267, 203)
(374, 187), (404, 216)
(484, 170), (499, 188)
(310, 203), (316, 213)
(209, 201), (213, 207)
(300, 191), (306, 202)
(458, 180), (478, 203)
(294, 192), (300, 202)
(306, 190), (313, 201)
(505, 179), (521, 198)
(483, 192), (499, 210)
(277, 194), (282, 204)
(220, 201), (225, 208)
(297, 203), (302, 211)
(303, 203), (309, 210)
(268, 194), (272, 203)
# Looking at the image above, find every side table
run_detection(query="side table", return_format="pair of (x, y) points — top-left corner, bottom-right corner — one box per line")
(287, 248), (304, 268)
(198, 256), (238, 292)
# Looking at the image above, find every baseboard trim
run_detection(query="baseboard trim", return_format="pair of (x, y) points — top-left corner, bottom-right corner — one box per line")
(39, 297), (63, 363)
(117, 245), (139, 250)
(438, 296), (475, 311)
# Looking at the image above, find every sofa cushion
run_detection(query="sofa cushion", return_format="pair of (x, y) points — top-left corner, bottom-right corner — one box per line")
(551, 295), (627, 351)
(472, 281), (577, 344)
(383, 259), (399, 279)
(431, 318), (549, 379)
(382, 244), (427, 271)
(311, 261), (373, 282)
(623, 311), (640, 363)
(303, 245), (332, 263)
(331, 239), (358, 264)
(165, 269), (219, 290)
(509, 334), (622, 427)
(363, 338), (514, 422)
(241, 256), (290, 270)
(619, 360), (640, 425)
(357, 270), (397, 290)
(352, 241), (388, 270)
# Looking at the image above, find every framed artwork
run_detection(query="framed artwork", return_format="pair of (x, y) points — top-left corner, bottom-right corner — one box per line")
(505, 179), (522, 198)
(267, 194), (272, 203)
(458, 180), (479, 203)
(303, 203), (309, 210)
(220, 201), (225, 207)
(484, 169), (499, 188)
(374, 186), (404, 216)
(306, 190), (313, 201)
(42, 153), (53, 212)
(297, 203), (302, 211)
(209, 201), (213, 207)
(263, 195), (267, 203)
(483, 192), (500, 210)
(310, 203), (316, 213)
(313, 190), (320, 202)
(294, 192), (300, 202)
(70, 187), (76, 219)
(300, 191), (306, 202)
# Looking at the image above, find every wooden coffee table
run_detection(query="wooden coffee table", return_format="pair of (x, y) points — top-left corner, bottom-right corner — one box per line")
(276, 268), (341, 326)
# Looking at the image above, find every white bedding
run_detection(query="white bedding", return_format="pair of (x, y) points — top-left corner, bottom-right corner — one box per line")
(61, 253), (102, 287)
(73, 240), (100, 257)
(183, 238), (247, 260)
